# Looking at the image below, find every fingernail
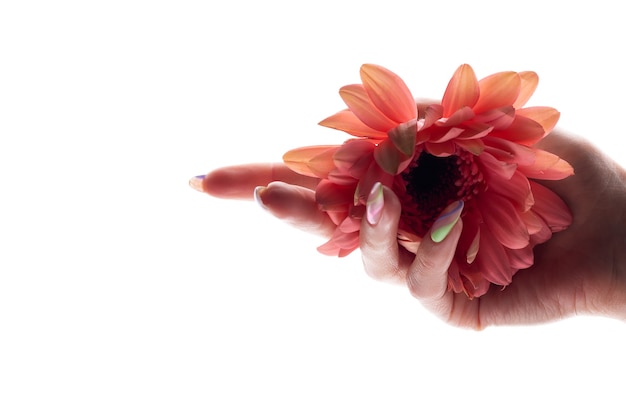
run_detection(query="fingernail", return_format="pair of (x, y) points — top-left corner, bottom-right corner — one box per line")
(189, 175), (205, 193)
(254, 186), (268, 210)
(366, 182), (384, 225)
(431, 200), (464, 243)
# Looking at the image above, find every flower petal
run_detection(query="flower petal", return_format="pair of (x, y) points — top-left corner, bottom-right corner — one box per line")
(420, 104), (444, 129)
(354, 161), (394, 205)
(388, 119), (417, 156)
(283, 145), (339, 178)
(315, 179), (355, 210)
(374, 138), (414, 174)
(516, 107), (560, 135)
(333, 139), (375, 177)
(458, 268), (491, 299)
(476, 226), (513, 286)
(360, 64), (417, 123)
(483, 137), (536, 166)
(518, 148), (574, 180)
(520, 209), (544, 235)
(473, 72), (521, 114)
(428, 126), (465, 143)
(472, 106), (515, 130)
(441, 64), (479, 118)
(339, 84), (396, 132)
(319, 109), (388, 139)
(435, 106), (475, 127)
(478, 191), (530, 249)
(488, 115), (546, 146)
(529, 181), (572, 232)
(477, 151), (517, 180)
(317, 230), (360, 257)
(457, 211), (481, 264)
(455, 138), (485, 155)
(425, 140), (456, 157)
(487, 170), (534, 212)
(506, 246), (534, 270)
(338, 215), (361, 233)
(457, 122), (494, 140)
(513, 71), (539, 108)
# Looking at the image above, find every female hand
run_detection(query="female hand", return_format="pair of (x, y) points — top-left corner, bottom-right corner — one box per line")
(195, 131), (626, 329)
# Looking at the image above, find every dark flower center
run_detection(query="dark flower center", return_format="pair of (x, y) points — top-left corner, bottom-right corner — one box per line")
(399, 150), (484, 237)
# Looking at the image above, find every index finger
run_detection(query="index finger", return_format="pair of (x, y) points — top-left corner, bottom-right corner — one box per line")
(192, 163), (320, 200)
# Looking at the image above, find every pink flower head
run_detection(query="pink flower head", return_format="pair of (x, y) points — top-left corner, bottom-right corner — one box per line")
(283, 64), (573, 298)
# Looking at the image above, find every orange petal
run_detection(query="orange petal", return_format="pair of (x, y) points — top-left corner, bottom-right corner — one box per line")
(457, 122), (494, 140)
(425, 140), (456, 157)
(354, 161), (394, 205)
(436, 106), (475, 127)
(319, 109), (388, 139)
(473, 72), (521, 114)
(317, 230), (360, 257)
(487, 170), (534, 212)
(513, 71), (539, 108)
(476, 226), (513, 286)
(518, 148), (574, 180)
(441, 64), (479, 118)
(483, 137), (536, 166)
(327, 169), (358, 186)
(388, 119), (417, 156)
(529, 181), (572, 232)
(506, 246), (534, 270)
(360, 64), (417, 123)
(428, 126), (465, 143)
(516, 107), (560, 135)
(520, 209), (544, 234)
(419, 104), (443, 128)
(488, 115), (545, 146)
(478, 191), (529, 249)
(477, 151), (517, 180)
(373, 138), (413, 174)
(338, 215), (361, 233)
(529, 216), (552, 244)
(466, 230), (480, 264)
(283, 145), (339, 178)
(339, 84), (396, 132)
(472, 106), (515, 130)
(333, 139), (376, 177)
(315, 179), (355, 210)
(455, 138), (485, 155)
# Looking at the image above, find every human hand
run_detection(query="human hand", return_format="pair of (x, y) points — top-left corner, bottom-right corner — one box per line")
(193, 131), (626, 329)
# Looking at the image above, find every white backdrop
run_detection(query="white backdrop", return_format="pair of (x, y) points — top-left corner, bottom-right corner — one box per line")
(1, 1), (624, 394)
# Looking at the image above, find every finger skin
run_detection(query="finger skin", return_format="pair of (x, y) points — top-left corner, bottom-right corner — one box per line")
(257, 181), (335, 238)
(360, 186), (413, 285)
(202, 163), (319, 200)
(406, 220), (463, 315)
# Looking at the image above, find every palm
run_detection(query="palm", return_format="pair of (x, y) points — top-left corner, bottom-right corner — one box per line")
(448, 132), (626, 327)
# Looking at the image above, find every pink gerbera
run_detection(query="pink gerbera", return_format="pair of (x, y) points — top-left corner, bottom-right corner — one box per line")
(283, 64), (573, 298)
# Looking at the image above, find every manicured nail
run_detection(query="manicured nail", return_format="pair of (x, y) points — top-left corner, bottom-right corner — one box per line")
(254, 186), (268, 210)
(366, 182), (384, 225)
(431, 200), (464, 243)
(189, 175), (205, 193)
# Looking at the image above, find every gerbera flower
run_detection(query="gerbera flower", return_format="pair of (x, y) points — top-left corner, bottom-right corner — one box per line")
(283, 64), (574, 298)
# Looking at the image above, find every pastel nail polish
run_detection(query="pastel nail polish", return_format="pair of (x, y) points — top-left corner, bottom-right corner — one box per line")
(431, 200), (464, 243)
(366, 182), (384, 225)
(254, 186), (269, 210)
(189, 175), (205, 193)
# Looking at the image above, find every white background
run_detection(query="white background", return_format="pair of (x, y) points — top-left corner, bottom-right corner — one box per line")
(1, 1), (625, 394)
